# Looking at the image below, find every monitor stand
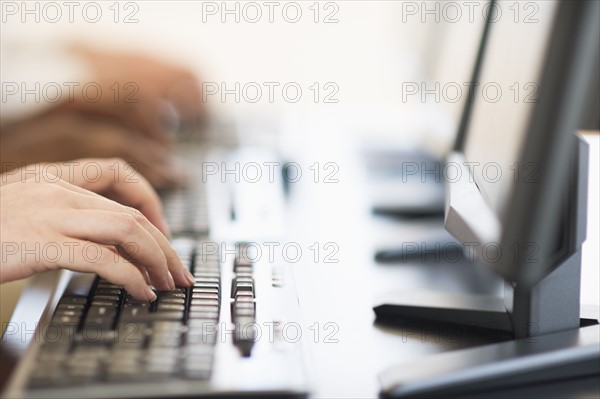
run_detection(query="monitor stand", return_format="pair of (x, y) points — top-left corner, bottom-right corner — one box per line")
(373, 137), (599, 397)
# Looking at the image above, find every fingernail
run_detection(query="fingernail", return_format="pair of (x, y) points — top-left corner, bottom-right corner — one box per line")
(157, 99), (181, 134)
(167, 272), (176, 290)
(146, 286), (157, 302)
(185, 269), (195, 286)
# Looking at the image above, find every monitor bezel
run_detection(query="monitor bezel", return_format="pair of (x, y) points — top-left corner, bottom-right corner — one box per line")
(444, 0), (599, 286)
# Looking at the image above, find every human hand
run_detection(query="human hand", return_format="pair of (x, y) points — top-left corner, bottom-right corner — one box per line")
(1, 111), (185, 189)
(0, 172), (195, 300)
(63, 45), (204, 143)
(1, 158), (171, 236)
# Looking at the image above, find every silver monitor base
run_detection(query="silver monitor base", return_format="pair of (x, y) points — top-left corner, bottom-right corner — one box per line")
(378, 324), (600, 398)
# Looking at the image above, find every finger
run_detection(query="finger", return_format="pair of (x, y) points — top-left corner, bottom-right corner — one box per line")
(35, 115), (180, 188)
(62, 158), (171, 236)
(119, 94), (176, 144)
(107, 246), (151, 285)
(47, 179), (173, 289)
(117, 137), (186, 189)
(167, 76), (203, 123)
(58, 209), (174, 291)
(64, 89), (175, 145)
(93, 129), (185, 189)
(107, 163), (171, 237)
(51, 176), (171, 241)
(63, 188), (193, 287)
(51, 172), (170, 231)
(57, 239), (156, 301)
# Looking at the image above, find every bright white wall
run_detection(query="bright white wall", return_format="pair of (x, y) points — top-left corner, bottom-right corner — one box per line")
(1, 1), (486, 148)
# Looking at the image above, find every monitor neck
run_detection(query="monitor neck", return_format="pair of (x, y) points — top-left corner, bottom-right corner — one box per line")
(505, 135), (588, 338)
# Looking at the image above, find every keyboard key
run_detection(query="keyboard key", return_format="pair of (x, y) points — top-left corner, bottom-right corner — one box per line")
(95, 289), (123, 297)
(233, 301), (255, 309)
(191, 294), (219, 301)
(84, 306), (117, 331)
(125, 295), (151, 304)
(87, 306), (117, 319)
(234, 315), (257, 357)
(234, 265), (253, 275)
(93, 295), (120, 302)
(149, 335), (181, 348)
(115, 321), (145, 341)
(121, 305), (175, 320)
(106, 365), (145, 381)
(91, 299), (119, 307)
(230, 277), (254, 298)
(97, 283), (123, 290)
(59, 296), (88, 305)
(183, 357), (212, 380)
(190, 299), (219, 307)
(154, 311), (186, 321)
(234, 292), (254, 302)
(235, 270), (253, 279)
(234, 256), (253, 269)
(193, 288), (219, 295)
(54, 310), (81, 318)
(152, 321), (186, 331)
(183, 344), (214, 356)
(159, 292), (187, 299)
(56, 304), (85, 311)
(29, 368), (69, 387)
(188, 310), (219, 320)
(159, 297), (186, 305)
(195, 277), (220, 283)
(146, 347), (179, 362)
(194, 271), (220, 277)
(120, 306), (150, 322)
(194, 282), (219, 290)
(157, 304), (186, 312)
(233, 308), (256, 319)
(52, 315), (81, 325)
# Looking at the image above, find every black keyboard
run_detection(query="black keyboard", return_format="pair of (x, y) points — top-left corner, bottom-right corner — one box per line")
(29, 240), (258, 388)
(162, 185), (209, 236)
(15, 148), (309, 397)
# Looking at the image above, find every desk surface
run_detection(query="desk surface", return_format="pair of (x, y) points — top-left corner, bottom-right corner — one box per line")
(284, 131), (600, 398)
(1, 127), (598, 398)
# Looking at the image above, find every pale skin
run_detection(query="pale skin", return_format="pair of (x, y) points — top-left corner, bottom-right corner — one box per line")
(0, 158), (195, 301)
(1, 45), (204, 189)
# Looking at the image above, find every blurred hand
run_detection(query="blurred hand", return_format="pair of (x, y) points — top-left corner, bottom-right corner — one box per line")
(1, 111), (185, 189)
(62, 45), (204, 143)
(0, 168), (195, 300)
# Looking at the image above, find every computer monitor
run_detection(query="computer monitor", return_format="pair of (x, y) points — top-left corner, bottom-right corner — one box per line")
(375, 1), (599, 395)
(371, 1), (494, 261)
(376, 0), (598, 336)
(444, 0), (598, 336)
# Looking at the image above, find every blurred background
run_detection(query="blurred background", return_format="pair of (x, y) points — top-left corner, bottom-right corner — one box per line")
(1, 0), (484, 151)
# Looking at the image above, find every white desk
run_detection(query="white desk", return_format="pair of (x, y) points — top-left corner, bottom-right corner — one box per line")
(285, 129), (599, 398)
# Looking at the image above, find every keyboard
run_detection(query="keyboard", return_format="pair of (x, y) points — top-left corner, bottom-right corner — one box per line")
(162, 185), (209, 236)
(29, 239), (261, 386)
(13, 147), (309, 398)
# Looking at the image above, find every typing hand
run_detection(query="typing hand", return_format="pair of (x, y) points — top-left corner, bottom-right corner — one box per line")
(63, 45), (204, 143)
(0, 164), (195, 300)
(1, 111), (186, 189)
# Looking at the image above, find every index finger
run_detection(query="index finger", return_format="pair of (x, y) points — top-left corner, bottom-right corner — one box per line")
(60, 159), (171, 236)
